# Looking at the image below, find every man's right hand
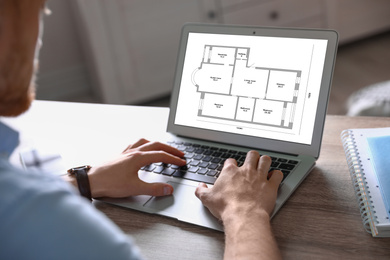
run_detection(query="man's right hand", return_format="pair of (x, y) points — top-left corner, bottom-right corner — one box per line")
(195, 151), (283, 221)
(195, 151), (283, 260)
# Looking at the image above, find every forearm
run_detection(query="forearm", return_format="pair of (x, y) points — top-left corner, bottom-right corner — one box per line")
(223, 209), (281, 260)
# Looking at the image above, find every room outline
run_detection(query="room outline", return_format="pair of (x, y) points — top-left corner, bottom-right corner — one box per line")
(191, 45), (302, 129)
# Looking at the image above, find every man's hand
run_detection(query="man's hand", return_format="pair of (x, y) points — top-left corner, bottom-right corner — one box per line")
(195, 151), (283, 260)
(87, 138), (186, 198)
(195, 150), (283, 221)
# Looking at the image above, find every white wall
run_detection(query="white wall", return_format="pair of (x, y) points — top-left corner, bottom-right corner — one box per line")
(36, 0), (390, 104)
(36, 0), (95, 102)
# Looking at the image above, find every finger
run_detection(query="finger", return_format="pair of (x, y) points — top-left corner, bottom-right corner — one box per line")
(257, 155), (272, 174)
(123, 138), (149, 152)
(132, 150), (186, 169)
(268, 170), (284, 188)
(195, 182), (209, 201)
(224, 158), (237, 166)
(137, 181), (174, 196)
(243, 150), (260, 167)
(218, 158), (237, 178)
(137, 141), (185, 158)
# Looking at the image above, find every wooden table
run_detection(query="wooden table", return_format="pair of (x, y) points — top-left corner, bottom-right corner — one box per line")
(3, 101), (390, 259)
(93, 115), (390, 260)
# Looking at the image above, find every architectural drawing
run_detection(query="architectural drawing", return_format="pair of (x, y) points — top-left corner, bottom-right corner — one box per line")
(191, 45), (302, 129)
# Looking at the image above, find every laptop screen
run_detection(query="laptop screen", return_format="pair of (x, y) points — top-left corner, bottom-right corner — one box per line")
(168, 24), (338, 157)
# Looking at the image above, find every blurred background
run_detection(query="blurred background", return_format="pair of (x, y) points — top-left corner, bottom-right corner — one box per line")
(36, 0), (390, 115)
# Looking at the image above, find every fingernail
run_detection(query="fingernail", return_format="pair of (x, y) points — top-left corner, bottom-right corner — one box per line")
(164, 186), (173, 195)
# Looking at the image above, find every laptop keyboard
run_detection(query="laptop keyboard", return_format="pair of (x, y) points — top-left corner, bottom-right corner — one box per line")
(140, 141), (299, 184)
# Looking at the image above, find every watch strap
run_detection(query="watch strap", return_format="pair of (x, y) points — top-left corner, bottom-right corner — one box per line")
(68, 165), (92, 201)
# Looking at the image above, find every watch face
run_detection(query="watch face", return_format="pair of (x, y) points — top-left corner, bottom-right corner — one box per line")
(68, 165), (91, 174)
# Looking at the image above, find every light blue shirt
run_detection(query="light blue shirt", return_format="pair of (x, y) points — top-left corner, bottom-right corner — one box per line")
(0, 158), (143, 260)
(0, 121), (19, 159)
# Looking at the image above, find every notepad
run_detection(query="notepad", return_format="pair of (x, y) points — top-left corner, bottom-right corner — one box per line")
(367, 135), (390, 219)
(341, 127), (390, 237)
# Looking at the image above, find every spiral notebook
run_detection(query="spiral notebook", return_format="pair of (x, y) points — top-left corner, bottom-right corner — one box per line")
(341, 127), (390, 237)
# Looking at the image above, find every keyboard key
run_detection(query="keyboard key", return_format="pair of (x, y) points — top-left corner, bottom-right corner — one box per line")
(187, 166), (199, 173)
(212, 152), (222, 157)
(193, 154), (204, 160)
(277, 158), (288, 163)
(203, 150), (213, 156)
(208, 163), (218, 170)
(189, 160), (200, 166)
(199, 161), (209, 168)
(271, 162), (280, 168)
(220, 153), (232, 159)
(231, 155), (241, 160)
(288, 160), (299, 165)
(278, 163), (295, 170)
(202, 156), (212, 162)
(281, 170), (291, 179)
(184, 153), (194, 159)
(153, 166), (165, 174)
(194, 148), (205, 154)
(173, 170), (186, 178)
(185, 147), (196, 153)
(143, 164), (155, 172)
(211, 158), (222, 164)
(198, 168), (208, 175)
(207, 170), (218, 177)
(177, 145), (186, 151)
(162, 168), (175, 176)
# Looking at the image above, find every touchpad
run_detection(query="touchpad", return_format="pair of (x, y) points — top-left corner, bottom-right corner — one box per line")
(144, 181), (222, 230)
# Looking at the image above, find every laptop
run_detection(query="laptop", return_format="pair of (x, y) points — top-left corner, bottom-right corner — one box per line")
(101, 23), (338, 231)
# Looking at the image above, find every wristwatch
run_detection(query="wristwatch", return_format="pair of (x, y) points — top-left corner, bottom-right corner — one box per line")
(67, 165), (92, 201)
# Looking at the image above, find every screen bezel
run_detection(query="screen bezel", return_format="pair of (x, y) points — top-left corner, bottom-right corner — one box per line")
(167, 23), (338, 159)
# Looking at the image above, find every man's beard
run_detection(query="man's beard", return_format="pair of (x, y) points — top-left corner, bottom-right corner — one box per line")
(0, 62), (37, 117)
(0, 7), (43, 118)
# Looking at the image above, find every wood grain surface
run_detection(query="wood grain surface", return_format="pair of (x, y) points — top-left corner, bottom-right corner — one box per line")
(94, 115), (390, 260)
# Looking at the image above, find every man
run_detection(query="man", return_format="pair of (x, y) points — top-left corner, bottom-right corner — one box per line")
(0, 1), (283, 259)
